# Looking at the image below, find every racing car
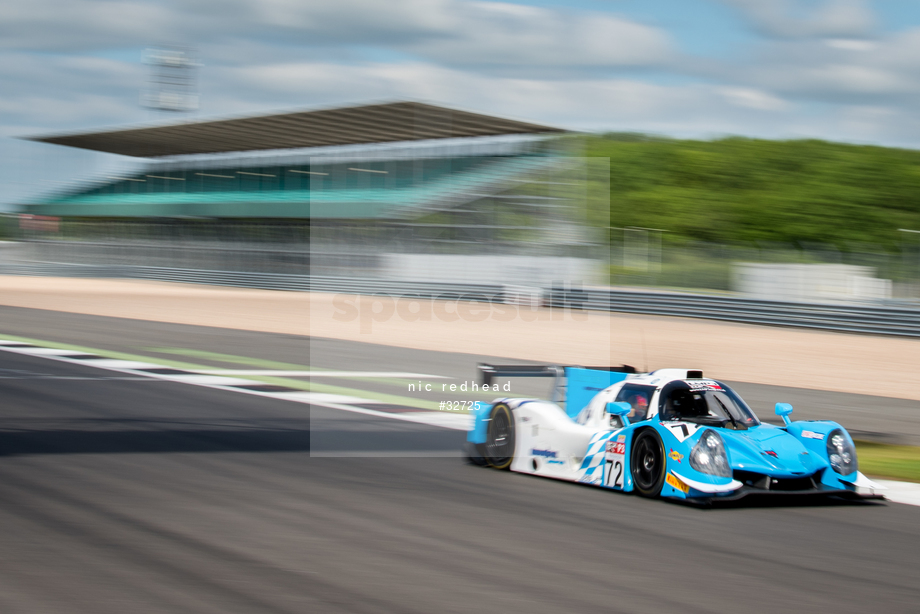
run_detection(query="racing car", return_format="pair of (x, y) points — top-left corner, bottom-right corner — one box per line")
(466, 365), (884, 503)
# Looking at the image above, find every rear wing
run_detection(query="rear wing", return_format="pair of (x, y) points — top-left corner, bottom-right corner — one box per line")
(478, 364), (565, 402)
(477, 363), (638, 415)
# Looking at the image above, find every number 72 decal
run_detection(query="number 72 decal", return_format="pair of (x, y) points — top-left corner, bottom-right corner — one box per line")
(605, 439), (626, 488)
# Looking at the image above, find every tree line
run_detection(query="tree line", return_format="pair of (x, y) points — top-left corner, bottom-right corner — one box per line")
(581, 134), (920, 251)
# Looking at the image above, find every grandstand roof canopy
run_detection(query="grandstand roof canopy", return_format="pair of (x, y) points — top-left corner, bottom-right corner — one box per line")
(26, 101), (566, 158)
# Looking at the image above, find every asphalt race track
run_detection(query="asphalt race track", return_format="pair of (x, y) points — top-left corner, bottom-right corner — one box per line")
(0, 304), (918, 444)
(0, 306), (918, 613)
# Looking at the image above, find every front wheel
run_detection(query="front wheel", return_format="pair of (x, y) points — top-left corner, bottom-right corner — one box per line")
(631, 429), (665, 497)
(484, 403), (515, 469)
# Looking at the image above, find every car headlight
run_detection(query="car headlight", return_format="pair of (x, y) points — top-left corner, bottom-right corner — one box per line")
(826, 429), (858, 475)
(689, 430), (731, 478)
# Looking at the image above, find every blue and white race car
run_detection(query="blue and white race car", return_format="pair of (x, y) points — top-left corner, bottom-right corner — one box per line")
(466, 365), (885, 503)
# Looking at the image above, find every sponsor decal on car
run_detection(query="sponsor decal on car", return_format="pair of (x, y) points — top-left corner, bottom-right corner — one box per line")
(668, 449), (684, 463)
(617, 434), (626, 442)
(606, 441), (626, 455)
(666, 473), (690, 494)
(688, 380), (722, 390)
(532, 448), (558, 458)
(547, 459), (565, 465)
(579, 475), (602, 485)
(801, 430), (824, 440)
(665, 422), (698, 442)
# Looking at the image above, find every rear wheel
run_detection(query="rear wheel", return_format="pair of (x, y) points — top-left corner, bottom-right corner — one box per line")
(485, 403), (515, 469)
(464, 442), (489, 466)
(631, 429), (665, 497)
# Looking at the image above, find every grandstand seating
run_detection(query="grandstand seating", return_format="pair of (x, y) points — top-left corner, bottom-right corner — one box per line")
(29, 155), (557, 219)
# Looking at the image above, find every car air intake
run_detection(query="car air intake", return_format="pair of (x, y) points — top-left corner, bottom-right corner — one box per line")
(687, 370), (703, 379)
(733, 471), (819, 491)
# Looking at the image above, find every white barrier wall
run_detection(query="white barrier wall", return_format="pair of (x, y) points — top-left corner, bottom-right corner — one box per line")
(732, 262), (892, 302)
(0, 241), (27, 262)
(381, 254), (602, 288)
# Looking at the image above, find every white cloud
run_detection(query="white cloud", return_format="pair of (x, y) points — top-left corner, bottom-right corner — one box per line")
(192, 56), (920, 148)
(720, 27), (920, 105)
(0, 1), (175, 51)
(719, 87), (788, 111)
(0, 53), (141, 133)
(0, 0), (672, 72)
(210, 59), (791, 133)
(721, 0), (876, 40)
(3, 0), (920, 164)
(406, 2), (672, 69)
(824, 38), (875, 51)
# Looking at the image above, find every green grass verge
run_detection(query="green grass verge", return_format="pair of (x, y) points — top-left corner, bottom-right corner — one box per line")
(855, 440), (920, 483)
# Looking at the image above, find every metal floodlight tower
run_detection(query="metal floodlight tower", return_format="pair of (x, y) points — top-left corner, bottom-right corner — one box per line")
(142, 46), (199, 113)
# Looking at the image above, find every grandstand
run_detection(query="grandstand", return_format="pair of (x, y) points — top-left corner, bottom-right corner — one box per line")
(24, 142), (558, 220)
(17, 102), (604, 284)
(23, 101), (564, 218)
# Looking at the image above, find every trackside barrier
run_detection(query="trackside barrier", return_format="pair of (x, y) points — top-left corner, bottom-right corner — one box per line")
(0, 263), (504, 300)
(546, 287), (920, 337)
(2, 262), (920, 337)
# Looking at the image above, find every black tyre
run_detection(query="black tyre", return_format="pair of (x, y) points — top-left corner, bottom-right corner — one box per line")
(464, 442), (489, 466)
(485, 403), (515, 470)
(630, 429), (666, 497)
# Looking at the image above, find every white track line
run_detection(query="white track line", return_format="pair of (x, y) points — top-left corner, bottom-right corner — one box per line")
(194, 370), (450, 378)
(874, 480), (920, 506)
(69, 359), (170, 370)
(0, 340), (468, 431)
(6, 340), (915, 486)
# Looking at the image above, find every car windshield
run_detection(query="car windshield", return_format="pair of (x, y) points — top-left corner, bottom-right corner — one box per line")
(659, 380), (760, 429)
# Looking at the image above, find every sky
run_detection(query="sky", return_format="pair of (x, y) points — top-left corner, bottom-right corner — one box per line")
(3, 0), (920, 207)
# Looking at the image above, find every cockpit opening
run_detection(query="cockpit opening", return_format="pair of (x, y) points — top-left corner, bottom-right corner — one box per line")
(658, 380), (759, 429)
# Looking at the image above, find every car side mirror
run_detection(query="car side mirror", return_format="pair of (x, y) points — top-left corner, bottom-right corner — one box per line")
(607, 402), (632, 426)
(775, 402), (793, 426)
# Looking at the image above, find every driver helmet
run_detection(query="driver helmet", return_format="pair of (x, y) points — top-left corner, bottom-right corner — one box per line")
(630, 394), (649, 419)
